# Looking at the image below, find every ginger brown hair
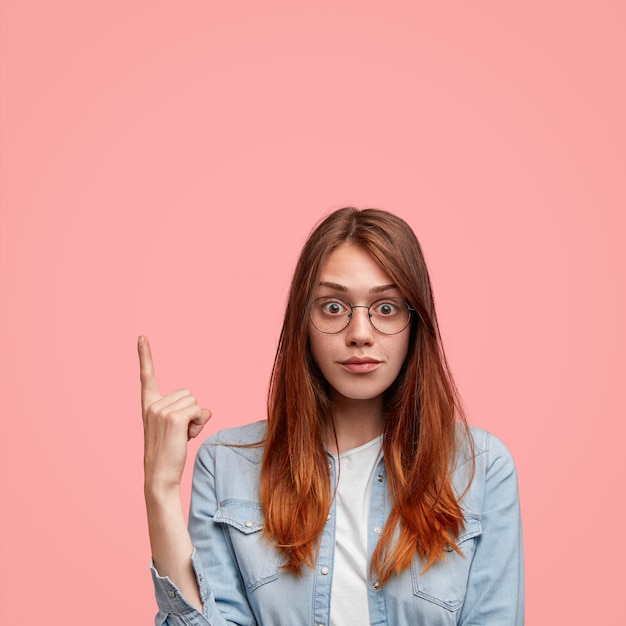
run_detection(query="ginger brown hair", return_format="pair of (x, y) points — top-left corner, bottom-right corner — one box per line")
(260, 207), (473, 585)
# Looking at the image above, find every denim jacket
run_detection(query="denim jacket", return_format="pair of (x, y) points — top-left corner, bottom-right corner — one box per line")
(151, 421), (524, 625)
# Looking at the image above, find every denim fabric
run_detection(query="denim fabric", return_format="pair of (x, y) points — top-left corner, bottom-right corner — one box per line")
(151, 421), (524, 625)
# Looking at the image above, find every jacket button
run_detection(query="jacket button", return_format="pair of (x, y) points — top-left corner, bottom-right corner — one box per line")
(377, 474), (383, 483)
(321, 566), (329, 575)
(372, 581), (380, 590)
(245, 520), (253, 528)
(374, 526), (382, 534)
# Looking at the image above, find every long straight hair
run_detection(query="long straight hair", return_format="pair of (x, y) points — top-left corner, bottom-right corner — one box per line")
(260, 207), (473, 585)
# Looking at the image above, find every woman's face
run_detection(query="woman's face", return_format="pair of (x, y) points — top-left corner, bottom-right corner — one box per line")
(308, 243), (411, 408)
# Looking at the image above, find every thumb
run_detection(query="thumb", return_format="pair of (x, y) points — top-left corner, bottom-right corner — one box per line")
(188, 408), (212, 440)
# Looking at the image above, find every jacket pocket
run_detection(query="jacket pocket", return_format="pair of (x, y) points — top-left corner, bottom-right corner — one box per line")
(213, 499), (283, 592)
(411, 515), (482, 611)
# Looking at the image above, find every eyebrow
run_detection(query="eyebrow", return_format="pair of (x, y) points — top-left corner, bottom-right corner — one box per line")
(318, 281), (399, 294)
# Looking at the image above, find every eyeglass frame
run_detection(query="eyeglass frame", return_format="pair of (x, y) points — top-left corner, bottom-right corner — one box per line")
(308, 295), (416, 335)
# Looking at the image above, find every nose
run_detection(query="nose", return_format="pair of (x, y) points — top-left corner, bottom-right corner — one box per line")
(345, 306), (374, 345)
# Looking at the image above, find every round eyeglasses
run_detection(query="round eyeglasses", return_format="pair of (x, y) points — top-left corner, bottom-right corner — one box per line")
(309, 296), (414, 335)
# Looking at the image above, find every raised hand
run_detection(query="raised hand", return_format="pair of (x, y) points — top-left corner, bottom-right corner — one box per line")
(138, 336), (209, 611)
(138, 336), (212, 491)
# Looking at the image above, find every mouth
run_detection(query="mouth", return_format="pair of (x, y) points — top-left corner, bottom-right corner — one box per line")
(339, 357), (382, 373)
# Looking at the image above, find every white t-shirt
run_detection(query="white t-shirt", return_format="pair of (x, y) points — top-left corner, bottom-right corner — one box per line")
(330, 435), (384, 625)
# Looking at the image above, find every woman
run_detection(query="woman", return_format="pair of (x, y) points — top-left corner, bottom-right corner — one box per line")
(140, 207), (524, 625)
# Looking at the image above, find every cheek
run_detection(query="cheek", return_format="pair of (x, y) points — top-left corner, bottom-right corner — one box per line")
(307, 326), (328, 368)
(389, 334), (411, 372)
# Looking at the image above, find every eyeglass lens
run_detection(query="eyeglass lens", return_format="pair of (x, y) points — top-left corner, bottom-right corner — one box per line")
(310, 297), (411, 335)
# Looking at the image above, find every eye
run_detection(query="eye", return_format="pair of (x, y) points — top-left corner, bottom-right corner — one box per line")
(320, 298), (348, 316)
(372, 299), (400, 316)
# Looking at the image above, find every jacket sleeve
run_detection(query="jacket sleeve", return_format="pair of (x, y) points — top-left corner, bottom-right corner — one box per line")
(150, 438), (257, 626)
(459, 432), (524, 625)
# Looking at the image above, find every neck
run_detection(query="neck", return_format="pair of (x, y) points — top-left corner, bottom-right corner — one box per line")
(326, 394), (385, 454)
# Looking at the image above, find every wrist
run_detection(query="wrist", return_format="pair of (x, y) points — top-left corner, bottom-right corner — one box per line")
(144, 480), (181, 504)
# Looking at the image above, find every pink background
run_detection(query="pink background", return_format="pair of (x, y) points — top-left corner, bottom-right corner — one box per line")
(1, 1), (624, 623)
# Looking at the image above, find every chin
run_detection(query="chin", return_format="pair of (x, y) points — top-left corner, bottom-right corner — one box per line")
(331, 384), (388, 403)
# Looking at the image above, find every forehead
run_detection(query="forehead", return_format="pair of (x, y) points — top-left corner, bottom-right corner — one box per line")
(318, 243), (395, 290)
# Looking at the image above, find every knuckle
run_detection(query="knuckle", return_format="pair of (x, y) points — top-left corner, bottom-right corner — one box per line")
(146, 404), (159, 420)
(162, 408), (179, 423)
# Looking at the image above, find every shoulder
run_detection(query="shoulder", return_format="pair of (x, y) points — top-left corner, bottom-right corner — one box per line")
(469, 426), (518, 478)
(455, 424), (517, 472)
(454, 425), (520, 516)
(206, 420), (267, 446)
(196, 420), (267, 466)
(191, 422), (267, 507)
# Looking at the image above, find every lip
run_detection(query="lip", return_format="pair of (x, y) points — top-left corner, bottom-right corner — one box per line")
(339, 356), (382, 373)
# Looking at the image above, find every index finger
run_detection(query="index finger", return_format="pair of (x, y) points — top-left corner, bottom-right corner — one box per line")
(138, 335), (161, 406)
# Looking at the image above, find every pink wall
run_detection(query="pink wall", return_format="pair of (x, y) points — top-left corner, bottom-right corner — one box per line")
(1, 2), (624, 623)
